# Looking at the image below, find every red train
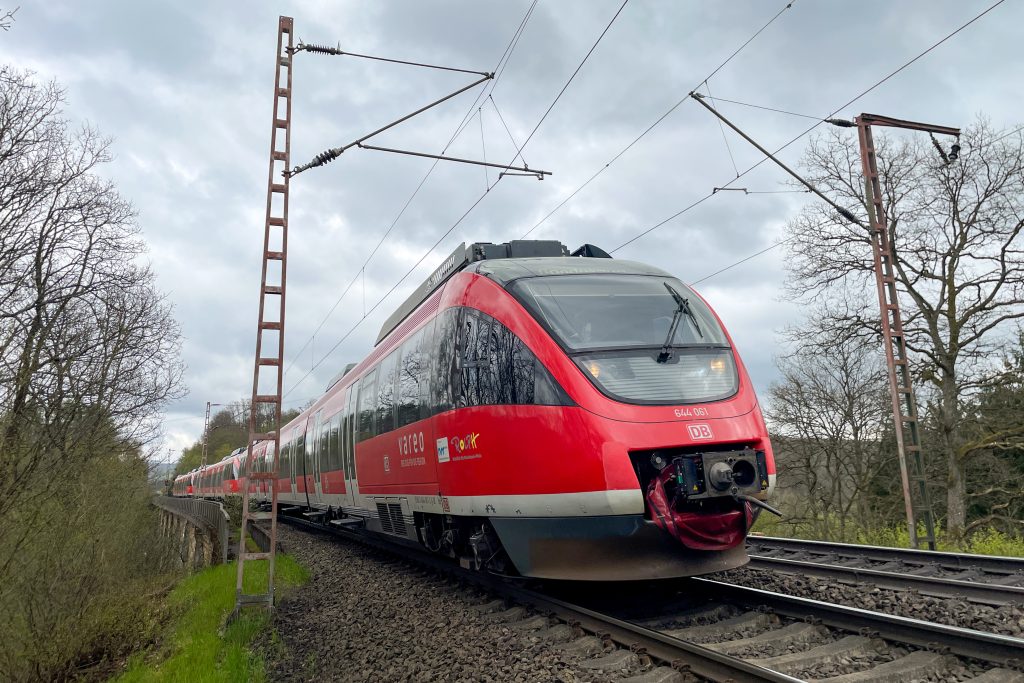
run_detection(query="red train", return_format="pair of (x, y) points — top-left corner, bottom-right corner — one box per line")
(174, 240), (776, 580)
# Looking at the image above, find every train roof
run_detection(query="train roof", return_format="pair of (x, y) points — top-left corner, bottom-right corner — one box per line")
(377, 239), (639, 345)
(469, 256), (671, 286)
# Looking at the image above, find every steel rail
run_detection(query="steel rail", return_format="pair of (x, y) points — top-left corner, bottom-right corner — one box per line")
(273, 513), (798, 682)
(748, 536), (1024, 574)
(696, 578), (1024, 666)
(273, 514), (1024, 674)
(747, 554), (1024, 606)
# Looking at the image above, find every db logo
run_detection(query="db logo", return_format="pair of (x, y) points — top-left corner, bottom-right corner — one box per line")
(687, 423), (714, 440)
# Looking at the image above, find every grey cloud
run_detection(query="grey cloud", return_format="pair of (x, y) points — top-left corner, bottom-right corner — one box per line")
(3, 0), (1021, 455)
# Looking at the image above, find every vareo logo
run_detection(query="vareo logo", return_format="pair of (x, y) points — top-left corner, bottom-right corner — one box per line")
(687, 423), (714, 440)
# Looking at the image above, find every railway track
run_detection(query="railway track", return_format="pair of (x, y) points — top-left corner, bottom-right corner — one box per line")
(747, 536), (1024, 606)
(271, 512), (1024, 682)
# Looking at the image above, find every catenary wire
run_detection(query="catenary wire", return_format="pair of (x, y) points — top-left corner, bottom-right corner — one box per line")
(489, 94), (529, 168)
(518, 0), (797, 239)
(283, 1), (630, 398)
(609, 0), (1007, 256)
(505, 0), (628, 170)
(695, 95), (823, 121)
(705, 81), (740, 177)
(689, 121), (1019, 287)
(282, 1), (540, 382)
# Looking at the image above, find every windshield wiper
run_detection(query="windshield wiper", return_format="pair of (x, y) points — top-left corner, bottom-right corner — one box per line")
(657, 283), (702, 363)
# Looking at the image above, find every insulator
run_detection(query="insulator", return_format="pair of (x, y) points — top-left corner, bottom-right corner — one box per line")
(837, 207), (858, 223)
(825, 118), (856, 128)
(948, 143), (961, 162)
(299, 42), (344, 56)
(314, 149), (341, 166)
(929, 133), (950, 164)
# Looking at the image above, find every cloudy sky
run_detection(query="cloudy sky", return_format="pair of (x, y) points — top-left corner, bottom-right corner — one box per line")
(3, 1), (1021, 460)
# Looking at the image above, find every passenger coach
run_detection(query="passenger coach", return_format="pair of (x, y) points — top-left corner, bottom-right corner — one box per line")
(176, 240), (776, 580)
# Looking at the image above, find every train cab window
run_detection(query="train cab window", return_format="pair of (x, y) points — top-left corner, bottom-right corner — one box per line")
(458, 310), (483, 407)
(357, 368), (378, 442)
(441, 306), (569, 409)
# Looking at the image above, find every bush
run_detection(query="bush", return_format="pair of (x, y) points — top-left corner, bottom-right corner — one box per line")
(0, 454), (177, 681)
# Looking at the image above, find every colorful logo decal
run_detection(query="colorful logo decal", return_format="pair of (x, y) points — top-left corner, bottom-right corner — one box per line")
(687, 423), (714, 440)
(451, 432), (480, 454)
(436, 437), (450, 463)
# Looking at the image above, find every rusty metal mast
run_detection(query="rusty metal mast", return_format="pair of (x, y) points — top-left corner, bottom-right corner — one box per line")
(856, 113), (958, 551)
(687, 95), (959, 551)
(233, 15), (293, 614)
(199, 401), (221, 469)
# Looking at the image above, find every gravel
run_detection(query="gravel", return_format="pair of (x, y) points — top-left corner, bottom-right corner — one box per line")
(712, 565), (1024, 637)
(259, 526), (650, 682)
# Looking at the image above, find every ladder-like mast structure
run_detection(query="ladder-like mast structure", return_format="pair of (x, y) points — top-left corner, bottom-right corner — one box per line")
(234, 15), (293, 614)
(856, 113), (958, 551)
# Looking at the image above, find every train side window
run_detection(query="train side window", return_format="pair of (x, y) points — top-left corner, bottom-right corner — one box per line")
(318, 412), (329, 475)
(357, 368), (378, 442)
(431, 308), (460, 414)
(396, 325), (429, 428)
(416, 318), (436, 420)
(329, 413), (341, 472)
(376, 352), (398, 436)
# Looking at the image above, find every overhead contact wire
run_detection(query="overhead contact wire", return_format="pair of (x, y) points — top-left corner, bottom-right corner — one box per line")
(519, 0), (797, 239)
(611, 0), (1008, 259)
(285, 0), (630, 397)
(283, 2), (541, 381)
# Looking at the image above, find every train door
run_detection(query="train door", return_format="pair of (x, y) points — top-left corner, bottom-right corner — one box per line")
(303, 412), (320, 506)
(289, 426), (299, 496)
(313, 409), (326, 505)
(341, 387), (358, 510)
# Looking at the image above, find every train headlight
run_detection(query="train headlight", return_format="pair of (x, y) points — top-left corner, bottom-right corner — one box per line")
(709, 357), (726, 373)
(585, 360), (601, 378)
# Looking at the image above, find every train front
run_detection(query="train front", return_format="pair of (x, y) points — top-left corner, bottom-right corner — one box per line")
(481, 258), (775, 580)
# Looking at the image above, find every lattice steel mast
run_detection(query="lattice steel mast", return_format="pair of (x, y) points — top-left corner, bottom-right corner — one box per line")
(688, 95), (957, 551)
(856, 113), (958, 551)
(233, 15), (293, 614)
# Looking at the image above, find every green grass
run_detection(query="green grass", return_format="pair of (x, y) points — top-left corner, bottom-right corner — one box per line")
(113, 553), (308, 683)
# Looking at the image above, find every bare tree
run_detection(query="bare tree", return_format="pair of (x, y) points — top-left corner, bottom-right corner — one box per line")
(784, 118), (1024, 540)
(0, 7), (16, 32)
(0, 65), (185, 565)
(765, 314), (897, 540)
(0, 66), (186, 679)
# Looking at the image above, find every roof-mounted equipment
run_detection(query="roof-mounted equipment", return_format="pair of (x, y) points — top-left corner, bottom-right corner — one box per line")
(376, 240), (569, 344)
(571, 243), (612, 258)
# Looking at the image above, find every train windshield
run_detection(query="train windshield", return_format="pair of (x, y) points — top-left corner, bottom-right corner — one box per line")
(512, 274), (738, 404)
